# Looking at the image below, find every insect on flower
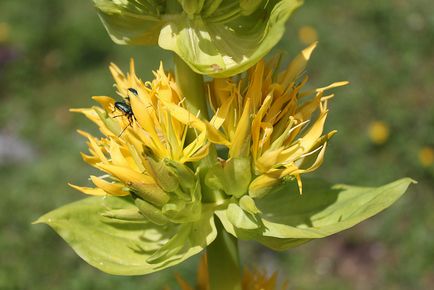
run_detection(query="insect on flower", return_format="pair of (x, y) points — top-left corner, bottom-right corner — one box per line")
(112, 87), (138, 136)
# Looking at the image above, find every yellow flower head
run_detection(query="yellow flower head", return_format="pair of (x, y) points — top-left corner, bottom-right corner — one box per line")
(172, 255), (288, 290)
(70, 60), (211, 224)
(208, 43), (348, 197)
(368, 120), (390, 145)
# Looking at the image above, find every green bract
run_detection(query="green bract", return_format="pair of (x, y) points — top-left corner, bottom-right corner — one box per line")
(93, 0), (303, 76)
(216, 178), (416, 250)
(34, 196), (216, 275)
(35, 178), (414, 274)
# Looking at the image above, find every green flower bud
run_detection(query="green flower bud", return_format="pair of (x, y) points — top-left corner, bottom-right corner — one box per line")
(140, 158), (202, 223)
(134, 198), (169, 225)
(205, 157), (252, 198)
(101, 208), (147, 222)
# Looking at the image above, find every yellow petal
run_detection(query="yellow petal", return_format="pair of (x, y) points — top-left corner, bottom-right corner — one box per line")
(278, 42), (317, 87)
(248, 172), (282, 199)
(184, 143), (209, 163)
(182, 131), (210, 162)
(68, 183), (107, 196)
(209, 94), (234, 130)
(160, 100), (206, 132)
(125, 143), (146, 172)
(245, 60), (265, 112)
(128, 93), (161, 141)
(92, 96), (115, 112)
(90, 176), (128, 196)
(97, 163), (169, 207)
(298, 142), (328, 173)
(204, 121), (230, 145)
(294, 93), (322, 121)
(80, 152), (100, 166)
(109, 139), (142, 172)
(252, 94), (273, 160)
(282, 111), (328, 163)
(77, 130), (108, 163)
(229, 98), (252, 158)
(255, 147), (285, 173)
(109, 62), (129, 98)
(299, 80), (349, 98)
(295, 174), (303, 195)
(70, 108), (99, 123)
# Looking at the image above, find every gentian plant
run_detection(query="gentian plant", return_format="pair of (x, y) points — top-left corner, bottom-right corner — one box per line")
(35, 1), (415, 289)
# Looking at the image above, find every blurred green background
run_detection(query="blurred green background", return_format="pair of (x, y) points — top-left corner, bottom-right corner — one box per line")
(0, 0), (433, 289)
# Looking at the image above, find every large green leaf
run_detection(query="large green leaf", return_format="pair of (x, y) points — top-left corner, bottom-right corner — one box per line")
(159, 0), (303, 77)
(93, 0), (303, 77)
(93, 0), (164, 45)
(216, 178), (415, 250)
(34, 196), (216, 275)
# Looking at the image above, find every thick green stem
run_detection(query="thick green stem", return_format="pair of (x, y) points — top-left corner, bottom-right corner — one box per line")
(207, 218), (242, 290)
(174, 54), (209, 120)
(173, 53), (241, 288)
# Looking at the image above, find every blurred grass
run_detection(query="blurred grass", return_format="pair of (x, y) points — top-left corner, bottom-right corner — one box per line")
(0, 0), (433, 289)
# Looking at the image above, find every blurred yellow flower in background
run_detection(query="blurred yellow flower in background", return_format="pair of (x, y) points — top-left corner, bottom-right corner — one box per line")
(172, 255), (288, 290)
(298, 25), (318, 45)
(418, 146), (434, 168)
(368, 121), (390, 145)
(0, 22), (10, 43)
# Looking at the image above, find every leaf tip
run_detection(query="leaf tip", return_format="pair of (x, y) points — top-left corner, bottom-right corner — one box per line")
(32, 215), (51, 225)
(31, 218), (43, 225)
(404, 177), (418, 185)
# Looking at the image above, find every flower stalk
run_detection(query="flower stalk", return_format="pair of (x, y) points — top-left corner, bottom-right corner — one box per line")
(174, 52), (208, 120)
(174, 52), (242, 290)
(207, 219), (242, 290)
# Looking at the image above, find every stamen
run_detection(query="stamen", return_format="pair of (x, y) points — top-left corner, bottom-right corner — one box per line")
(299, 144), (324, 159)
(178, 97), (186, 106)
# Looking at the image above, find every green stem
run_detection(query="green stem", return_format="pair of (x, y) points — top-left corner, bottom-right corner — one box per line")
(174, 54), (209, 120)
(207, 218), (242, 290)
(173, 53), (240, 288)
(173, 53), (224, 203)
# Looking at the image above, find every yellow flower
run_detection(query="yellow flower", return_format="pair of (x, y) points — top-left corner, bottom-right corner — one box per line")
(298, 25), (318, 45)
(0, 22), (9, 43)
(368, 121), (390, 145)
(70, 60), (211, 223)
(208, 43), (348, 196)
(171, 255), (288, 290)
(418, 146), (434, 168)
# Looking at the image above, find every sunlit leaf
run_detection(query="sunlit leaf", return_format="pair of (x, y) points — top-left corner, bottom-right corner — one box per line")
(93, 0), (303, 76)
(217, 178), (415, 250)
(34, 196), (216, 275)
(93, 0), (164, 45)
(159, 0), (303, 76)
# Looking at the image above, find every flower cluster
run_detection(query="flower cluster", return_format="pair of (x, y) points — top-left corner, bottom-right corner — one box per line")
(206, 43), (348, 200)
(36, 44), (413, 276)
(71, 44), (348, 226)
(71, 60), (210, 224)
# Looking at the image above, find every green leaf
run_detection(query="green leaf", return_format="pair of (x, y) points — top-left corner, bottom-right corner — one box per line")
(177, 0), (205, 16)
(159, 0), (303, 76)
(93, 0), (303, 77)
(217, 178), (415, 250)
(34, 196), (216, 275)
(93, 0), (164, 45)
(226, 203), (260, 230)
(240, 0), (263, 15)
